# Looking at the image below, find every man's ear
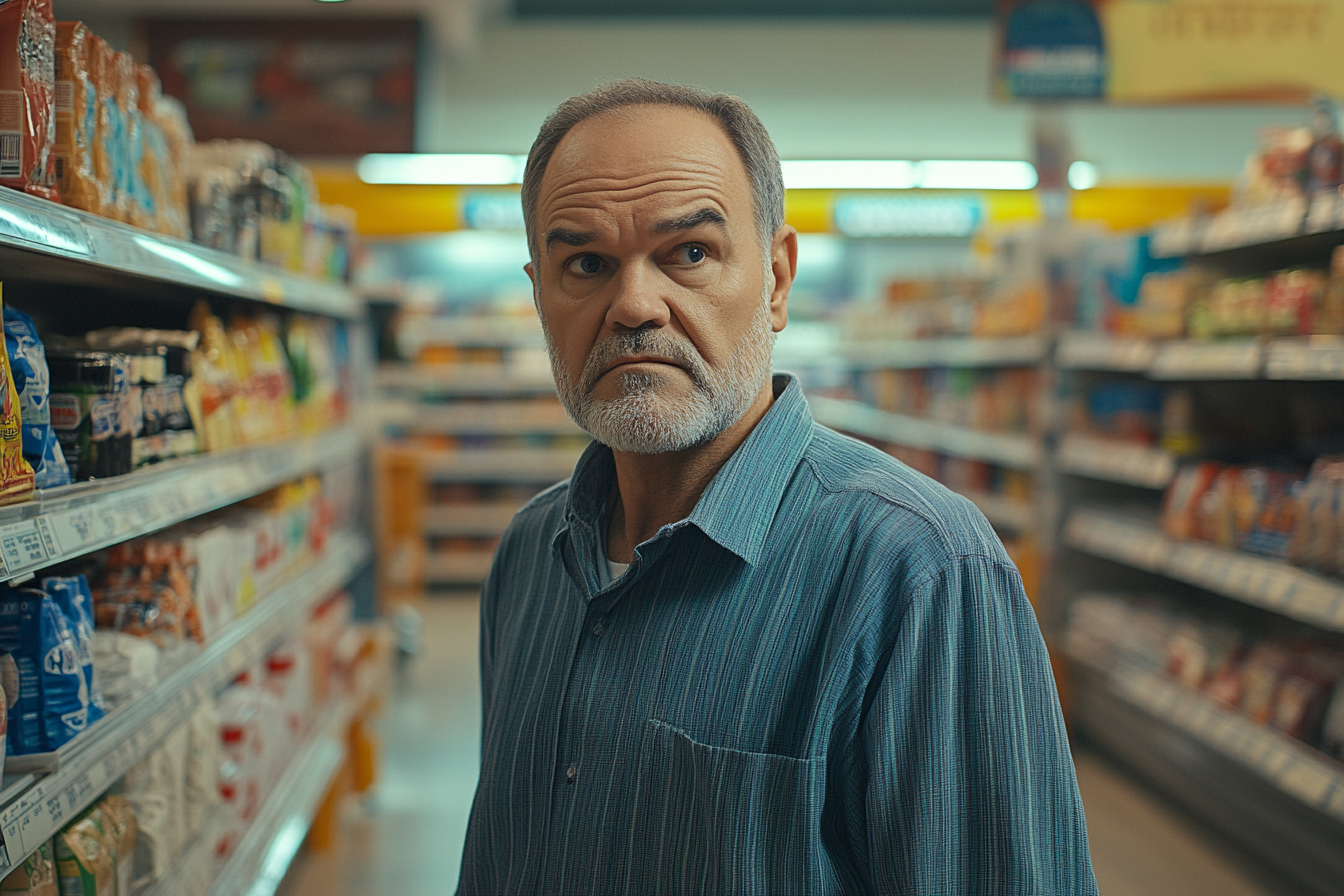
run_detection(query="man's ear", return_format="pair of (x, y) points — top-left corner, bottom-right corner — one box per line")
(525, 262), (539, 310)
(769, 226), (797, 333)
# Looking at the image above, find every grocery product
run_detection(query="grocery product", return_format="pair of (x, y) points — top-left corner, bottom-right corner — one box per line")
(0, 585), (92, 753)
(85, 328), (200, 466)
(4, 306), (69, 488)
(54, 801), (123, 896)
(48, 349), (131, 481)
(0, 0), (57, 200)
(1, 838), (58, 895)
(88, 34), (122, 222)
(40, 576), (103, 727)
(122, 723), (186, 888)
(89, 631), (157, 711)
(53, 21), (100, 214)
(92, 537), (204, 647)
(1161, 462), (1223, 541)
(0, 294), (34, 505)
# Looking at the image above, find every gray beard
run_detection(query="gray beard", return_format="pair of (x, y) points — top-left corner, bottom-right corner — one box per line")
(544, 292), (775, 455)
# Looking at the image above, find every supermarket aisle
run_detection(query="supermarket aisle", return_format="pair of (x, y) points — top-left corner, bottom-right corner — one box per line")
(278, 594), (482, 896)
(277, 594), (1286, 896)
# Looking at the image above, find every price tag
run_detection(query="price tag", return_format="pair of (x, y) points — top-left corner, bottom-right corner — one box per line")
(34, 517), (60, 557)
(0, 203), (90, 256)
(0, 520), (49, 575)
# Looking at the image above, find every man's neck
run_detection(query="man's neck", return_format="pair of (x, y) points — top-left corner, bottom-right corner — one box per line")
(606, 379), (775, 564)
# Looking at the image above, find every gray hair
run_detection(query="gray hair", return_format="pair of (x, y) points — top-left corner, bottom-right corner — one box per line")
(521, 79), (785, 267)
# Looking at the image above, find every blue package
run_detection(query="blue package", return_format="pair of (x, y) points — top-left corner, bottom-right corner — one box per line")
(41, 575), (105, 725)
(3, 307), (72, 489)
(0, 585), (91, 754)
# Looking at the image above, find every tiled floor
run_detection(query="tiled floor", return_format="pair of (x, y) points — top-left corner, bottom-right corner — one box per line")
(278, 593), (1291, 896)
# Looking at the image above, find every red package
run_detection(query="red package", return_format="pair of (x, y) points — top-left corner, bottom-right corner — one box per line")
(0, 0), (56, 200)
(1162, 462), (1222, 541)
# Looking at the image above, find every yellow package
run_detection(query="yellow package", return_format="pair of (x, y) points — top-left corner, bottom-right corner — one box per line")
(0, 288), (35, 506)
(186, 302), (240, 452)
(54, 22), (103, 215)
(1, 838), (58, 896)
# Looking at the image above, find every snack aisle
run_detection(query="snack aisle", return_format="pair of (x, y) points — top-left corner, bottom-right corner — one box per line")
(0, 7), (385, 895)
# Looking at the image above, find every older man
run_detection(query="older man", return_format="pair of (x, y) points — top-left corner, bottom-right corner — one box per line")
(458, 79), (1097, 896)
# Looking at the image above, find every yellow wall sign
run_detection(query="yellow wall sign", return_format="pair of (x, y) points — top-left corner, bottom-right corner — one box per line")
(1104, 0), (1344, 103)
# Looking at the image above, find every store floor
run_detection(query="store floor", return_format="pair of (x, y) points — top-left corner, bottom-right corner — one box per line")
(278, 594), (1287, 896)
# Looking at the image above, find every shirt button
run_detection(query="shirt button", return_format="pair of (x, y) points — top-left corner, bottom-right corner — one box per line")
(591, 621), (605, 636)
(565, 765), (577, 783)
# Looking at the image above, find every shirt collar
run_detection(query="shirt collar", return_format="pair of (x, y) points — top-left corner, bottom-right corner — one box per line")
(556, 373), (814, 568)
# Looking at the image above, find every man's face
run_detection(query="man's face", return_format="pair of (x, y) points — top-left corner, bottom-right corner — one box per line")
(527, 104), (793, 454)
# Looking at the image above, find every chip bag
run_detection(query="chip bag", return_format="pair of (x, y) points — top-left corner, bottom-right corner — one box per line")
(0, 290), (35, 505)
(0, 0), (56, 200)
(54, 21), (101, 214)
(1, 837), (58, 895)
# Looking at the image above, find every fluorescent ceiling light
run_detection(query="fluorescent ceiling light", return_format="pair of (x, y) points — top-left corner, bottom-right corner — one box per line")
(358, 154), (527, 185)
(782, 160), (917, 190)
(1068, 161), (1099, 191)
(782, 159), (1037, 191)
(917, 160), (1038, 190)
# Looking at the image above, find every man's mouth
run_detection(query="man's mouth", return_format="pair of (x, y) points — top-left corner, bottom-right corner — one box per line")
(603, 355), (683, 375)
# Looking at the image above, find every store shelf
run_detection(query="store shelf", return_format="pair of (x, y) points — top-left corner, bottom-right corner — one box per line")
(377, 364), (557, 397)
(1149, 340), (1263, 379)
(380, 400), (582, 436)
(1064, 508), (1344, 632)
(1264, 337), (1344, 379)
(1151, 195), (1344, 266)
(959, 489), (1034, 533)
(1056, 434), (1176, 489)
(403, 317), (545, 348)
(0, 532), (368, 873)
(205, 696), (352, 896)
(0, 187), (359, 318)
(424, 503), (523, 537)
(845, 335), (1046, 369)
(0, 426), (362, 585)
(809, 396), (1040, 470)
(426, 550), (496, 584)
(1056, 331), (1158, 372)
(424, 447), (584, 483)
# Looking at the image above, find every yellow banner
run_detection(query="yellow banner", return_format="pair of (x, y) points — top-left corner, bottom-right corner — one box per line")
(1105, 0), (1344, 102)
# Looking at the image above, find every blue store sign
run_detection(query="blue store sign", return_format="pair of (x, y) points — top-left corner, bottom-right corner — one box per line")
(999, 1), (1106, 100)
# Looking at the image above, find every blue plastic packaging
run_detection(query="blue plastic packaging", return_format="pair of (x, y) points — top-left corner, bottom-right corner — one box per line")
(3, 307), (72, 488)
(0, 585), (92, 754)
(41, 575), (105, 725)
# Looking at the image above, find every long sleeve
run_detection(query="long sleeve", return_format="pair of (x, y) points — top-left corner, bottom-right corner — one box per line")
(857, 555), (1097, 895)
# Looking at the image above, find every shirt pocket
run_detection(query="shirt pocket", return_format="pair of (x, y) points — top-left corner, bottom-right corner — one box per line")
(625, 718), (841, 896)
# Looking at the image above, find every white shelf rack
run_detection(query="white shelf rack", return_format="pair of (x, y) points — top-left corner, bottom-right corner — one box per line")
(1064, 508), (1344, 632)
(1264, 337), (1344, 379)
(1058, 331), (1344, 381)
(0, 187), (359, 317)
(1085, 658), (1344, 824)
(424, 503), (523, 538)
(809, 395), (1041, 470)
(203, 697), (352, 896)
(0, 532), (368, 873)
(380, 400), (581, 436)
(377, 364), (557, 397)
(426, 550), (497, 584)
(844, 335), (1046, 369)
(1056, 331), (1158, 372)
(0, 426), (362, 585)
(1149, 340), (1263, 380)
(424, 447), (584, 484)
(1056, 434), (1176, 489)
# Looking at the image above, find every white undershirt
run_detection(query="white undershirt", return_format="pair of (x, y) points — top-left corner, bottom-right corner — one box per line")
(607, 560), (629, 581)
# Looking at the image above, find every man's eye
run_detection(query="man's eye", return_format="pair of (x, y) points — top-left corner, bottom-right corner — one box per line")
(671, 245), (708, 265)
(566, 254), (605, 275)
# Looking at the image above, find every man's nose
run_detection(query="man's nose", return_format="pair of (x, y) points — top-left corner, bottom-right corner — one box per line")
(605, 259), (671, 332)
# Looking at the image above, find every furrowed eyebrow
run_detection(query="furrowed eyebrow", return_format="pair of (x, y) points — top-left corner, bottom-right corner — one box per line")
(652, 208), (727, 235)
(544, 227), (598, 252)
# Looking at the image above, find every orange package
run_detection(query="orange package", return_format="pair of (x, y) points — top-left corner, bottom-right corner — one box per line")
(88, 34), (125, 221)
(114, 50), (149, 229)
(136, 64), (169, 235)
(0, 287), (35, 505)
(54, 21), (103, 213)
(0, 0), (57, 200)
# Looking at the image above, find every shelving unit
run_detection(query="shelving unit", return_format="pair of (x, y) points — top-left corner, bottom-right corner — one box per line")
(844, 334), (1046, 369)
(1057, 216), (1344, 896)
(0, 185), (374, 893)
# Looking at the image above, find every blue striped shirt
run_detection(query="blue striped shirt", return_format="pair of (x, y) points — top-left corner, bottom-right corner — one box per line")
(459, 374), (1096, 896)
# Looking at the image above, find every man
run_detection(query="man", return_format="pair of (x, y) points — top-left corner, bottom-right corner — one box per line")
(458, 79), (1097, 896)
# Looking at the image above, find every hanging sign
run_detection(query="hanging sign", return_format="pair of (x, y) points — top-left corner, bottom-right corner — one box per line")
(997, 1), (1107, 100)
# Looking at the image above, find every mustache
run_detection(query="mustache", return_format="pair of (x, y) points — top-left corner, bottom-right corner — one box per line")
(579, 330), (710, 394)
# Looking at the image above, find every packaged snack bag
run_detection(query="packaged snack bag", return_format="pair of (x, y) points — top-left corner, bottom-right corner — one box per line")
(97, 794), (136, 896)
(54, 805), (114, 896)
(1166, 619), (1242, 690)
(88, 36), (124, 222)
(1263, 268), (1324, 336)
(1240, 641), (1295, 725)
(53, 22), (100, 214)
(0, 0), (56, 200)
(1, 837), (58, 895)
(1241, 472), (1303, 559)
(111, 51), (146, 230)
(0, 293), (33, 505)
(0, 585), (90, 753)
(186, 303), (240, 452)
(1161, 462), (1222, 541)
(135, 66), (170, 236)
(40, 576), (103, 725)
(3, 306), (69, 488)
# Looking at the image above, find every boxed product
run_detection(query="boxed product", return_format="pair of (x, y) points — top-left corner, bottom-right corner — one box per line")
(0, 0), (57, 200)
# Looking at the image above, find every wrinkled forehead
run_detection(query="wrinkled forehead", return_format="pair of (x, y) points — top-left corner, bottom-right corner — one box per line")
(536, 105), (752, 227)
